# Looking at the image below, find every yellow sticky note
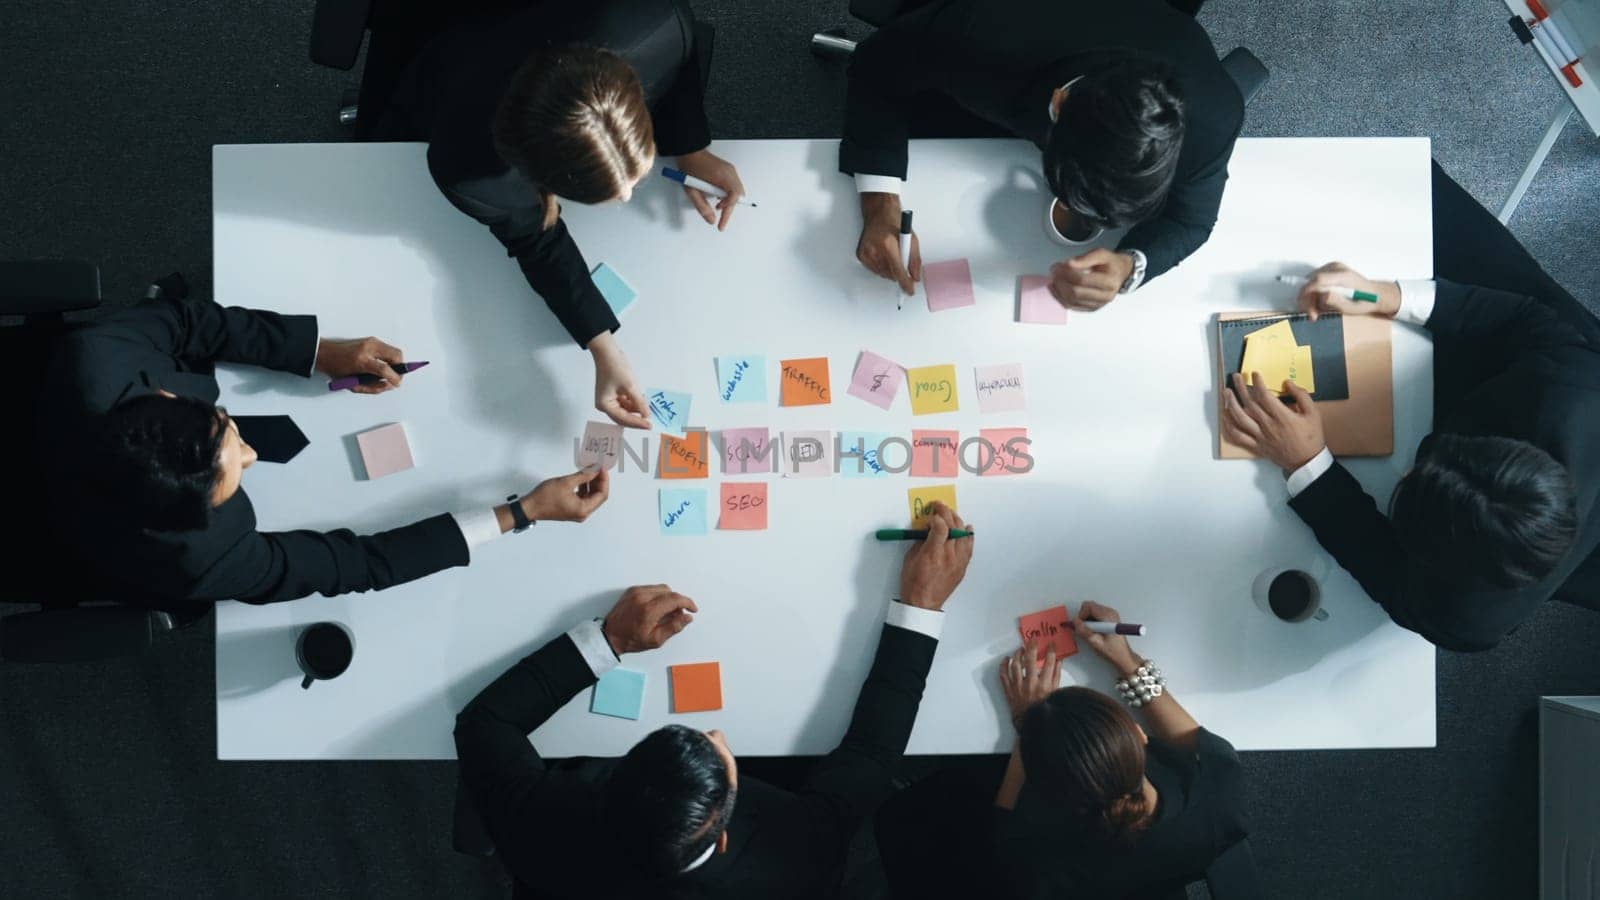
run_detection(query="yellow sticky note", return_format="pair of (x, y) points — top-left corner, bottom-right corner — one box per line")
(1240, 339), (1292, 391)
(907, 484), (958, 528)
(907, 365), (960, 415)
(1288, 345), (1315, 393)
(1243, 319), (1296, 350)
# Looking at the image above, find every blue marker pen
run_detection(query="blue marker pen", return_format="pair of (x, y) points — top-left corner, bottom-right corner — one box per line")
(660, 167), (758, 207)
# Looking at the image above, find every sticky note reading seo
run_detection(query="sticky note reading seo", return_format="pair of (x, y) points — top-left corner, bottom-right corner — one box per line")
(647, 389), (692, 433)
(907, 484), (957, 528)
(782, 430), (832, 478)
(1018, 605), (1078, 663)
(591, 668), (646, 720)
(670, 662), (723, 713)
(591, 263), (637, 316)
(910, 430), (960, 478)
(780, 357), (831, 406)
(659, 488), (708, 536)
(974, 363), (1027, 414)
(907, 365), (959, 415)
(1017, 275), (1067, 325)
(924, 258), (976, 312)
(838, 431), (894, 478)
(717, 355), (767, 404)
(577, 421), (624, 470)
(720, 427), (774, 475)
(979, 428), (1031, 477)
(719, 482), (768, 530)
(658, 431), (710, 479)
(847, 350), (905, 411)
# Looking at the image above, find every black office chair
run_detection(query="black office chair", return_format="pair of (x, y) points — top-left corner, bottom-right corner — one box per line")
(0, 260), (191, 664)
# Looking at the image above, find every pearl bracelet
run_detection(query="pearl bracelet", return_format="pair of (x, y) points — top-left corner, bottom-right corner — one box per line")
(1115, 661), (1165, 708)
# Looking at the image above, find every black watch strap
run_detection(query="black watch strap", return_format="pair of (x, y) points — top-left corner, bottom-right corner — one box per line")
(507, 494), (533, 533)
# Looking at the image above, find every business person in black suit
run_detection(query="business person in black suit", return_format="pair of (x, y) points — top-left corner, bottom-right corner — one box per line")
(372, 0), (745, 431)
(1221, 262), (1600, 651)
(453, 502), (974, 899)
(840, 0), (1243, 310)
(35, 289), (611, 612)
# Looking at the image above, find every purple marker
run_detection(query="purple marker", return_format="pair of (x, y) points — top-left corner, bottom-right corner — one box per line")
(328, 361), (430, 392)
(1082, 621), (1146, 637)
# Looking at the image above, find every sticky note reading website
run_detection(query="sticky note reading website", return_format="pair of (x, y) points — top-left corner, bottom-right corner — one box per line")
(717, 354), (767, 404)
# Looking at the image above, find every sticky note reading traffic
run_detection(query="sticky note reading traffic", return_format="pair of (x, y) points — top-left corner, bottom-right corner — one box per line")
(720, 427), (774, 475)
(591, 263), (637, 316)
(907, 484), (957, 528)
(924, 258), (977, 312)
(1018, 606), (1079, 663)
(838, 431), (894, 478)
(659, 488), (708, 535)
(717, 355), (767, 404)
(1017, 275), (1067, 325)
(783, 430), (833, 478)
(974, 363), (1027, 414)
(591, 668), (647, 719)
(719, 482), (768, 530)
(847, 350), (905, 411)
(910, 430), (961, 478)
(659, 431), (710, 479)
(647, 389), (693, 433)
(670, 662), (723, 713)
(979, 428), (1031, 477)
(577, 421), (625, 470)
(780, 357), (831, 406)
(907, 364), (959, 415)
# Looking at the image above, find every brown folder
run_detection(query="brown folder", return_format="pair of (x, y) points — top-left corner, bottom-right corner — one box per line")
(1215, 312), (1394, 459)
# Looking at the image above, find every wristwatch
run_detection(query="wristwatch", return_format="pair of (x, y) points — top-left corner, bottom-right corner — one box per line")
(506, 494), (535, 533)
(1118, 249), (1148, 294)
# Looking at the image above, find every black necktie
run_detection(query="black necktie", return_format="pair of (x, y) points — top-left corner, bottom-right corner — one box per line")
(232, 415), (309, 464)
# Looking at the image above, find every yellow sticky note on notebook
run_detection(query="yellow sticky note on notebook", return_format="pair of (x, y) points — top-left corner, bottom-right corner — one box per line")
(906, 365), (960, 415)
(1243, 319), (1296, 350)
(907, 485), (958, 528)
(1287, 344), (1315, 393)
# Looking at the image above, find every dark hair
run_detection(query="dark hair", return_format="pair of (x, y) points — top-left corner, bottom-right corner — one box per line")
(1019, 687), (1151, 844)
(602, 725), (737, 879)
(1044, 56), (1187, 229)
(493, 45), (655, 205)
(1390, 433), (1577, 588)
(93, 394), (226, 532)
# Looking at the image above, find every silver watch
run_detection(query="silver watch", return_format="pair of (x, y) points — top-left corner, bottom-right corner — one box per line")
(1118, 250), (1148, 294)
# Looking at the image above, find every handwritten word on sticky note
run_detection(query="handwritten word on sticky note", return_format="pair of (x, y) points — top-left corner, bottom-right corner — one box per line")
(1239, 320), (1314, 396)
(780, 357), (832, 406)
(907, 365), (960, 415)
(591, 263), (637, 316)
(670, 662), (723, 713)
(720, 427), (774, 475)
(979, 428), (1031, 477)
(717, 355), (767, 404)
(1017, 275), (1067, 325)
(659, 488), (708, 535)
(924, 258), (976, 312)
(907, 484), (957, 528)
(1019, 605), (1078, 662)
(577, 421), (625, 470)
(720, 482), (768, 530)
(910, 430), (961, 478)
(782, 430), (833, 478)
(975, 363), (1027, 414)
(591, 668), (646, 719)
(839, 431), (894, 478)
(659, 431), (710, 479)
(356, 423), (414, 480)
(847, 350), (905, 411)
(647, 389), (692, 433)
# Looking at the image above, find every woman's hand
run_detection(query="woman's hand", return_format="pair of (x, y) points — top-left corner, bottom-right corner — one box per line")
(588, 332), (651, 429)
(1073, 600), (1142, 679)
(1000, 640), (1062, 730)
(674, 149), (746, 231)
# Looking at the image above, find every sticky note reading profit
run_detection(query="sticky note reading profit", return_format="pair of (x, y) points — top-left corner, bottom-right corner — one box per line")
(659, 488), (708, 535)
(647, 389), (693, 433)
(1017, 275), (1067, 325)
(591, 263), (637, 316)
(720, 427), (774, 475)
(910, 430), (961, 478)
(717, 355), (767, 404)
(577, 421), (625, 470)
(847, 350), (905, 410)
(979, 428), (1031, 477)
(782, 430), (833, 478)
(356, 423), (414, 480)
(1018, 605), (1079, 663)
(720, 482), (768, 530)
(780, 357), (832, 406)
(670, 662), (723, 713)
(924, 258), (977, 312)
(907, 484), (958, 528)
(591, 668), (647, 720)
(659, 431), (710, 479)
(907, 364), (960, 415)
(838, 431), (894, 478)
(974, 363), (1027, 414)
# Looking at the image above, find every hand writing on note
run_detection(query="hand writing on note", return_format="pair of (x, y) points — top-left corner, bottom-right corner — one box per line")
(1073, 600), (1142, 678)
(589, 332), (652, 429)
(899, 501), (973, 612)
(1295, 261), (1401, 321)
(857, 192), (922, 296)
(1000, 640), (1062, 729)
(1222, 372), (1326, 472)
(315, 336), (406, 394)
(519, 467), (610, 524)
(675, 149), (747, 231)
(1048, 248), (1133, 312)
(602, 584), (698, 655)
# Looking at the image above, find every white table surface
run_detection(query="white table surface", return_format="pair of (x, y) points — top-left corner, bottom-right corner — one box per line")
(213, 137), (1436, 760)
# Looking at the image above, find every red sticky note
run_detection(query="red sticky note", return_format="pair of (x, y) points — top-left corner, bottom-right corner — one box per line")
(658, 431), (710, 479)
(719, 482), (768, 530)
(780, 357), (832, 406)
(978, 427), (1031, 477)
(670, 662), (723, 713)
(1018, 606), (1078, 662)
(910, 430), (960, 478)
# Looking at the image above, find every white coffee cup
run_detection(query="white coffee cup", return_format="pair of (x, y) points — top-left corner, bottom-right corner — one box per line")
(1251, 567), (1329, 623)
(1047, 198), (1105, 246)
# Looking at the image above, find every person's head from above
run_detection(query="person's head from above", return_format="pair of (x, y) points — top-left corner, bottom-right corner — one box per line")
(94, 392), (256, 531)
(1019, 687), (1155, 844)
(1390, 433), (1577, 589)
(494, 45), (656, 211)
(1044, 56), (1187, 231)
(602, 724), (739, 879)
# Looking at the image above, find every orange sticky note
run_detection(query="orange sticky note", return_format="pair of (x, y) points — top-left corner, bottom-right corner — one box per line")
(910, 430), (960, 478)
(780, 357), (832, 406)
(658, 431), (710, 479)
(1018, 605), (1078, 662)
(670, 662), (723, 713)
(719, 482), (768, 530)
(907, 484), (957, 528)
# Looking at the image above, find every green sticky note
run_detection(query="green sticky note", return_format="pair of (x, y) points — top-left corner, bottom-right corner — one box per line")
(591, 263), (637, 316)
(591, 668), (646, 720)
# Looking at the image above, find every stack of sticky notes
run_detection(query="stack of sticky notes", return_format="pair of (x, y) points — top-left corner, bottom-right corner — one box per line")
(1238, 320), (1315, 395)
(356, 423), (414, 480)
(670, 662), (723, 713)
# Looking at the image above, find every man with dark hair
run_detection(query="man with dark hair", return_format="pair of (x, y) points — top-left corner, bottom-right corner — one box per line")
(35, 289), (611, 612)
(840, 0), (1243, 311)
(453, 502), (974, 897)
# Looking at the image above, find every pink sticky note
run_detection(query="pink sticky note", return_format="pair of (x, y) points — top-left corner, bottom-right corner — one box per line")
(719, 482), (768, 530)
(356, 423), (414, 479)
(974, 363), (1027, 414)
(910, 430), (960, 478)
(847, 350), (905, 411)
(1018, 605), (1078, 663)
(577, 421), (624, 470)
(1017, 275), (1067, 325)
(979, 428), (1031, 477)
(782, 430), (833, 478)
(924, 259), (976, 312)
(720, 427), (774, 475)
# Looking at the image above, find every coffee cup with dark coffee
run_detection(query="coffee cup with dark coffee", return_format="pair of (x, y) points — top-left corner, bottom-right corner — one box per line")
(1047, 199), (1105, 246)
(296, 622), (355, 689)
(1251, 568), (1329, 623)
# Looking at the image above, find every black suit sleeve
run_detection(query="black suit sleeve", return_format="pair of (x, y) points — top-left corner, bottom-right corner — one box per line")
(1119, 138), (1233, 281)
(648, 0), (712, 157)
(106, 295), (318, 376)
(1426, 279), (1586, 408)
(838, 20), (969, 179)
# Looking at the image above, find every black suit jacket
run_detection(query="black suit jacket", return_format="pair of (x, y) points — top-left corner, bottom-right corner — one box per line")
(454, 622), (939, 899)
(378, 0), (713, 348)
(34, 296), (469, 611)
(839, 0), (1243, 281)
(1290, 281), (1600, 651)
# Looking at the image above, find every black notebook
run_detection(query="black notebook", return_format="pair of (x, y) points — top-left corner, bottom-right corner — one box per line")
(1218, 313), (1349, 402)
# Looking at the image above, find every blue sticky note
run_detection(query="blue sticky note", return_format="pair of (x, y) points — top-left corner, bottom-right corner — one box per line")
(660, 488), (708, 536)
(591, 263), (637, 316)
(591, 668), (646, 720)
(838, 431), (895, 478)
(717, 355), (767, 404)
(647, 389), (693, 433)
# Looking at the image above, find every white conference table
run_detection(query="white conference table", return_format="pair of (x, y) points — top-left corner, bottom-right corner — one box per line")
(213, 137), (1436, 760)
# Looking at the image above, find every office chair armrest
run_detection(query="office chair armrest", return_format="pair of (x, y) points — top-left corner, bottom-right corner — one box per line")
(0, 260), (101, 316)
(1221, 48), (1270, 107)
(310, 0), (374, 70)
(1205, 837), (1265, 900)
(0, 607), (164, 663)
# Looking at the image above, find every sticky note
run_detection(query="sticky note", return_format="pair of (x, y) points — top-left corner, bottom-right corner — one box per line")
(979, 428), (1031, 477)
(720, 427), (774, 475)
(924, 258), (976, 312)
(591, 668), (646, 719)
(907, 484), (957, 528)
(847, 350), (905, 411)
(780, 357), (832, 406)
(356, 423), (414, 480)
(910, 430), (961, 478)
(907, 364), (960, 415)
(591, 263), (637, 316)
(1017, 275), (1067, 325)
(782, 430), (833, 478)
(647, 389), (692, 433)
(974, 363), (1027, 414)
(838, 431), (895, 478)
(659, 431), (710, 479)
(659, 488), (708, 535)
(1243, 319), (1296, 350)
(719, 482), (768, 530)
(670, 662), (723, 713)
(1238, 321), (1313, 396)
(717, 355), (767, 404)
(1288, 345), (1316, 393)
(1018, 606), (1079, 663)
(577, 421), (624, 470)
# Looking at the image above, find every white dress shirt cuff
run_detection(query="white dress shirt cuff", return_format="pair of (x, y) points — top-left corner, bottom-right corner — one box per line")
(1395, 279), (1436, 326)
(567, 619), (620, 679)
(307, 324), (320, 377)
(855, 174), (905, 195)
(886, 600), (944, 640)
(1285, 447), (1335, 498)
(451, 508), (503, 558)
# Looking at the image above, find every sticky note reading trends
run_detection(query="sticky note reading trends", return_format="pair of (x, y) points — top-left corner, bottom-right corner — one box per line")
(648, 389), (692, 433)
(907, 484), (957, 528)
(670, 662), (723, 713)
(591, 668), (646, 720)
(847, 351), (904, 410)
(907, 365), (959, 415)
(717, 355), (767, 404)
(780, 357), (831, 406)
(659, 488), (708, 535)
(1018, 606), (1079, 663)
(720, 482), (768, 530)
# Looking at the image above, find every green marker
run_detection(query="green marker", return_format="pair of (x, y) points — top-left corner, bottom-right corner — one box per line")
(875, 528), (974, 541)
(1276, 274), (1379, 303)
